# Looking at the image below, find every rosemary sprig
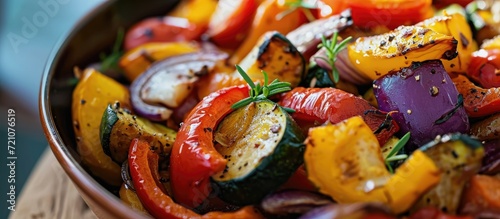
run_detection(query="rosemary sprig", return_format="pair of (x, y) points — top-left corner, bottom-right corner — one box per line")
(99, 28), (125, 73)
(316, 32), (352, 84)
(231, 65), (293, 111)
(384, 132), (410, 174)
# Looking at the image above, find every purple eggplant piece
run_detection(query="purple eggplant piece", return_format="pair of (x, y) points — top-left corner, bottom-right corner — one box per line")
(299, 203), (392, 219)
(373, 60), (469, 151)
(260, 190), (333, 216)
(130, 51), (228, 121)
(287, 9), (352, 60)
(480, 139), (500, 175)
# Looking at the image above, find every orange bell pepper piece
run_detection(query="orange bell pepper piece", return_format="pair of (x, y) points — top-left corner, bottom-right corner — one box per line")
(228, 0), (307, 64)
(119, 42), (200, 81)
(460, 174), (500, 216)
(314, 0), (349, 19)
(452, 73), (500, 117)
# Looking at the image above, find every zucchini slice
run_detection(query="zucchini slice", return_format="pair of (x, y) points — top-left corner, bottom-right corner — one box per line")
(211, 101), (305, 205)
(236, 31), (306, 88)
(197, 32), (305, 98)
(100, 103), (177, 163)
(412, 133), (484, 214)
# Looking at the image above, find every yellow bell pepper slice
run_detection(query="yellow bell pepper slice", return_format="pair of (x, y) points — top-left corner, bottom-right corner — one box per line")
(417, 13), (478, 73)
(482, 35), (500, 50)
(118, 42), (199, 81)
(305, 116), (389, 203)
(385, 150), (441, 213)
(72, 68), (130, 186)
(119, 184), (149, 215)
(347, 25), (457, 81)
(305, 116), (441, 214)
(169, 0), (218, 27)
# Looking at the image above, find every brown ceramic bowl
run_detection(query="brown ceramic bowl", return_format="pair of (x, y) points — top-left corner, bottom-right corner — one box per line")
(39, 0), (180, 218)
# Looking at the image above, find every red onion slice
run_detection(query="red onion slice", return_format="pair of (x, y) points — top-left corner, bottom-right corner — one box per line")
(261, 190), (333, 216)
(373, 60), (469, 151)
(287, 9), (353, 60)
(480, 139), (500, 175)
(299, 203), (393, 219)
(313, 48), (371, 85)
(130, 51), (228, 121)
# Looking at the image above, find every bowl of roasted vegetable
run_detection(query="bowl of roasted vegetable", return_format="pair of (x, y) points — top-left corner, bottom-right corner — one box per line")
(39, 0), (500, 218)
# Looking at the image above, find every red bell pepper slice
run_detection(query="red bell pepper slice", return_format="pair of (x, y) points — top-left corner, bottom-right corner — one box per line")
(467, 49), (500, 89)
(129, 138), (199, 218)
(169, 85), (250, 208)
(278, 87), (399, 146)
(129, 138), (263, 219)
(433, 0), (473, 9)
(124, 16), (205, 51)
(347, 0), (432, 30)
(452, 74), (500, 118)
(207, 0), (259, 50)
(279, 165), (316, 192)
(364, 214), (397, 219)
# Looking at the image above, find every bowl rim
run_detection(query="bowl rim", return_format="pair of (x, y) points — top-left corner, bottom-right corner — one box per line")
(38, 1), (148, 218)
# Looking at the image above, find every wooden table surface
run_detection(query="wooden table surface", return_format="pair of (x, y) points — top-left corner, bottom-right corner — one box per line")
(9, 148), (97, 219)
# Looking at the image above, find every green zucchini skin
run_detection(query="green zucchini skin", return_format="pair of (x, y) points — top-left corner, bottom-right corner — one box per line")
(99, 103), (177, 164)
(211, 101), (306, 205)
(419, 133), (482, 151)
(100, 104), (119, 158)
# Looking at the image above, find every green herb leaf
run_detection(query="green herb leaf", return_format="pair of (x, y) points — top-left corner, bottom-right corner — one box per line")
(286, 0), (316, 9)
(386, 164), (394, 174)
(316, 32), (353, 84)
(385, 132), (410, 159)
(236, 65), (255, 89)
(385, 154), (409, 162)
(66, 77), (79, 87)
(384, 132), (410, 174)
(267, 82), (291, 91)
(99, 28), (125, 73)
(232, 98), (255, 109)
(231, 65), (292, 110)
(332, 68), (340, 84)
